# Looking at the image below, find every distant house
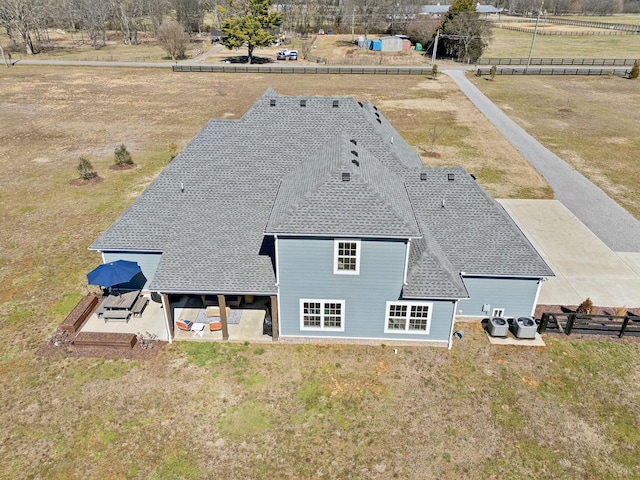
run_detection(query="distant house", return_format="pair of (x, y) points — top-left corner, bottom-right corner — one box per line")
(420, 3), (502, 16)
(90, 89), (553, 347)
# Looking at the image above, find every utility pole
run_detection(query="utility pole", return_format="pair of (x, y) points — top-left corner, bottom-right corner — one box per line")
(431, 30), (439, 64)
(525, 1), (543, 74)
(352, 8), (355, 42)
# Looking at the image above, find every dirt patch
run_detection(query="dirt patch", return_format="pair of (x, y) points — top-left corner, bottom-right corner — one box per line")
(420, 151), (441, 158)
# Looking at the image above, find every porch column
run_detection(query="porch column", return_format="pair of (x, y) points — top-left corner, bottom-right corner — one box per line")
(270, 295), (279, 341)
(217, 294), (229, 340)
(162, 293), (174, 343)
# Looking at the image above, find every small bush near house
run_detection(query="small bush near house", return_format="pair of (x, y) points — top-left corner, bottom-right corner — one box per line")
(629, 60), (639, 79)
(432, 64), (438, 78)
(77, 156), (97, 180)
(114, 144), (133, 166)
(490, 65), (497, 80)
(577, 297), (594, 314)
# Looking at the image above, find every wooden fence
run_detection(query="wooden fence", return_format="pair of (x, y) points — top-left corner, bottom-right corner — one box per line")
(478, 58), (637, 66)
(476, 66), (630, 77)
(497, 25), (637, 35)
(173, 64), (434, 75)
(497, 15), (640, 33)
(538, 312), (640, 337)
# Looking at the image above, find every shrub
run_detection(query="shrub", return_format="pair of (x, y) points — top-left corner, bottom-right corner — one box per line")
(576, 297), (593, 314)
(629, 60), (639, 80)
(168, 142), (178, 161)
(77, 156), (97, 180)
(432, 64), (438, 78)
(490, 64), (497, 80)
(114, 144), (133, 166)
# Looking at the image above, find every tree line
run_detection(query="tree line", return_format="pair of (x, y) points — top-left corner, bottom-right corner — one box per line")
(1, 0), (636, 57)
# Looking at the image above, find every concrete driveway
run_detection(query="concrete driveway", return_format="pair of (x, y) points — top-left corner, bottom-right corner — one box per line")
(499, 199), (640, 308)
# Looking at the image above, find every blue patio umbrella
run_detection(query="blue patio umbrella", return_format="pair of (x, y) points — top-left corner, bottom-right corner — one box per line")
(87, 260), (142, 288)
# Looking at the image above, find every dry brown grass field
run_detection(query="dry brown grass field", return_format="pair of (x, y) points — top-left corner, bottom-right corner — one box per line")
(1, 25), (639, 478)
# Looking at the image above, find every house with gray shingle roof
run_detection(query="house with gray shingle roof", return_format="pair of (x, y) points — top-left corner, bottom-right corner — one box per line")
(89, 88), (552, 347)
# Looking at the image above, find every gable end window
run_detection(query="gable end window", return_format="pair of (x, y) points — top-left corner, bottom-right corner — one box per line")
(334, 240), (360, 275)
(384, 301), (432, 334)
(300, 299), (345, 331)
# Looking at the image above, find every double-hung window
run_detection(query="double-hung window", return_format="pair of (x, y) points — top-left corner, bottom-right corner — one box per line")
(300, 299), (345, 331)
(384, 301), (432, 334)
(334, 239), (360, 275)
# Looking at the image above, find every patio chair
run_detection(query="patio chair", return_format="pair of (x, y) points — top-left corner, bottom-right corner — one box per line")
(176, 319), (193, 331)
(209, 320), (222, 332)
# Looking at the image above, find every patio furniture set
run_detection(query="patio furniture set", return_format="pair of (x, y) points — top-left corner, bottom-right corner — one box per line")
(177, 306), (232, 337)
(96, 290), (148, 323)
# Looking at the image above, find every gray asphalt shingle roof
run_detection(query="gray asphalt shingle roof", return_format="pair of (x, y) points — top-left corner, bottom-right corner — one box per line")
(90, 89), (552, 297)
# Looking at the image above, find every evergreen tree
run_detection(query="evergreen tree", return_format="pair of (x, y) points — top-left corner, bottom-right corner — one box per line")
(221, 0), (282, 64)
(437, 0), (491, 63)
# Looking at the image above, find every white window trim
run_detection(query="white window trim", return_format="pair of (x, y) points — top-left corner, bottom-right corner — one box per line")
(492, 308), (505, 317)
(300, 299), (346, 332)
(333, 239), (361, 275)
(384, 301), (433, 335)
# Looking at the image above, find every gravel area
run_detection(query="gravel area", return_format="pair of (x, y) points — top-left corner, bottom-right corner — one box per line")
(445, 69), (640, 253)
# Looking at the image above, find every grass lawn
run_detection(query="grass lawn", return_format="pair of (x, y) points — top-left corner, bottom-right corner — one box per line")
(483, 27), (640, 58)
(1, 29), (639, 478)
(470, 73), (640, 220)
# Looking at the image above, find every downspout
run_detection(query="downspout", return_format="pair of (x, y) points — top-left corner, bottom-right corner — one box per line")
(274, 235), (279, 286)
(402, 238), (411, 285)
(447, 300), (459, 349)
(531, 278), (543, 317)
(161, 293), (173, 344)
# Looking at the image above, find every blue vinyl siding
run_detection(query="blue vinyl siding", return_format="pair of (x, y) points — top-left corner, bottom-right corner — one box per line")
(277, 237), (454, 343)
(102, 251), (161, 290)
(457, 276), (541, 318)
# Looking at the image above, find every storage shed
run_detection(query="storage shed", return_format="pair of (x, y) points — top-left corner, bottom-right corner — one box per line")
(380, 36), (403, 52)
(367, 39), (382, 51)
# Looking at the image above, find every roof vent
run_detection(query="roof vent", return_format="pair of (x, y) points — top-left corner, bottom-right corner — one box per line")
(350, 139), (357, 145)
(351, 150), (358, 157)
(376, 118), (381, 124)
(420, 172), (427, 181)
(441, 198), (446, 208)
(342, 172), (350, 182)
(333, 100), (339, 108)
(300, 99), (307, 107)
(269, 99), (276, 107)
(390, 136), (393, 144)
(470, 173), (476, 180)
(358, 101), (363, 107)
(352, 159), (360, 167)
(373, 105), (378, 111)
(180, 182), (185, 193)
(448, 173), (455, 181)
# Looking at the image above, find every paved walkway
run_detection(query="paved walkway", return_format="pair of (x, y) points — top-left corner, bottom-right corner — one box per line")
(445, 69), (640, 253)
(500, 200), (640, 307)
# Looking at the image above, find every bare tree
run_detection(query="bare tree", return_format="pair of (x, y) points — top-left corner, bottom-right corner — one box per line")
(0, 0), (44, 54)
(112, 0), (146, 45)
(157, 19), (190, 60)
(79, 0), (110, 47)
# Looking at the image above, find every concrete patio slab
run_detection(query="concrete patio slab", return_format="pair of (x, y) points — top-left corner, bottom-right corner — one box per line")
(484, 329), (546, 347)
(499, 199), (640, 308)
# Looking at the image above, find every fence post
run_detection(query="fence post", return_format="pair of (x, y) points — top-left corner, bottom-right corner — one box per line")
(566, 314), (576, 335)
(620, 316), (630, 338)
(539, 313), (549, 333)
